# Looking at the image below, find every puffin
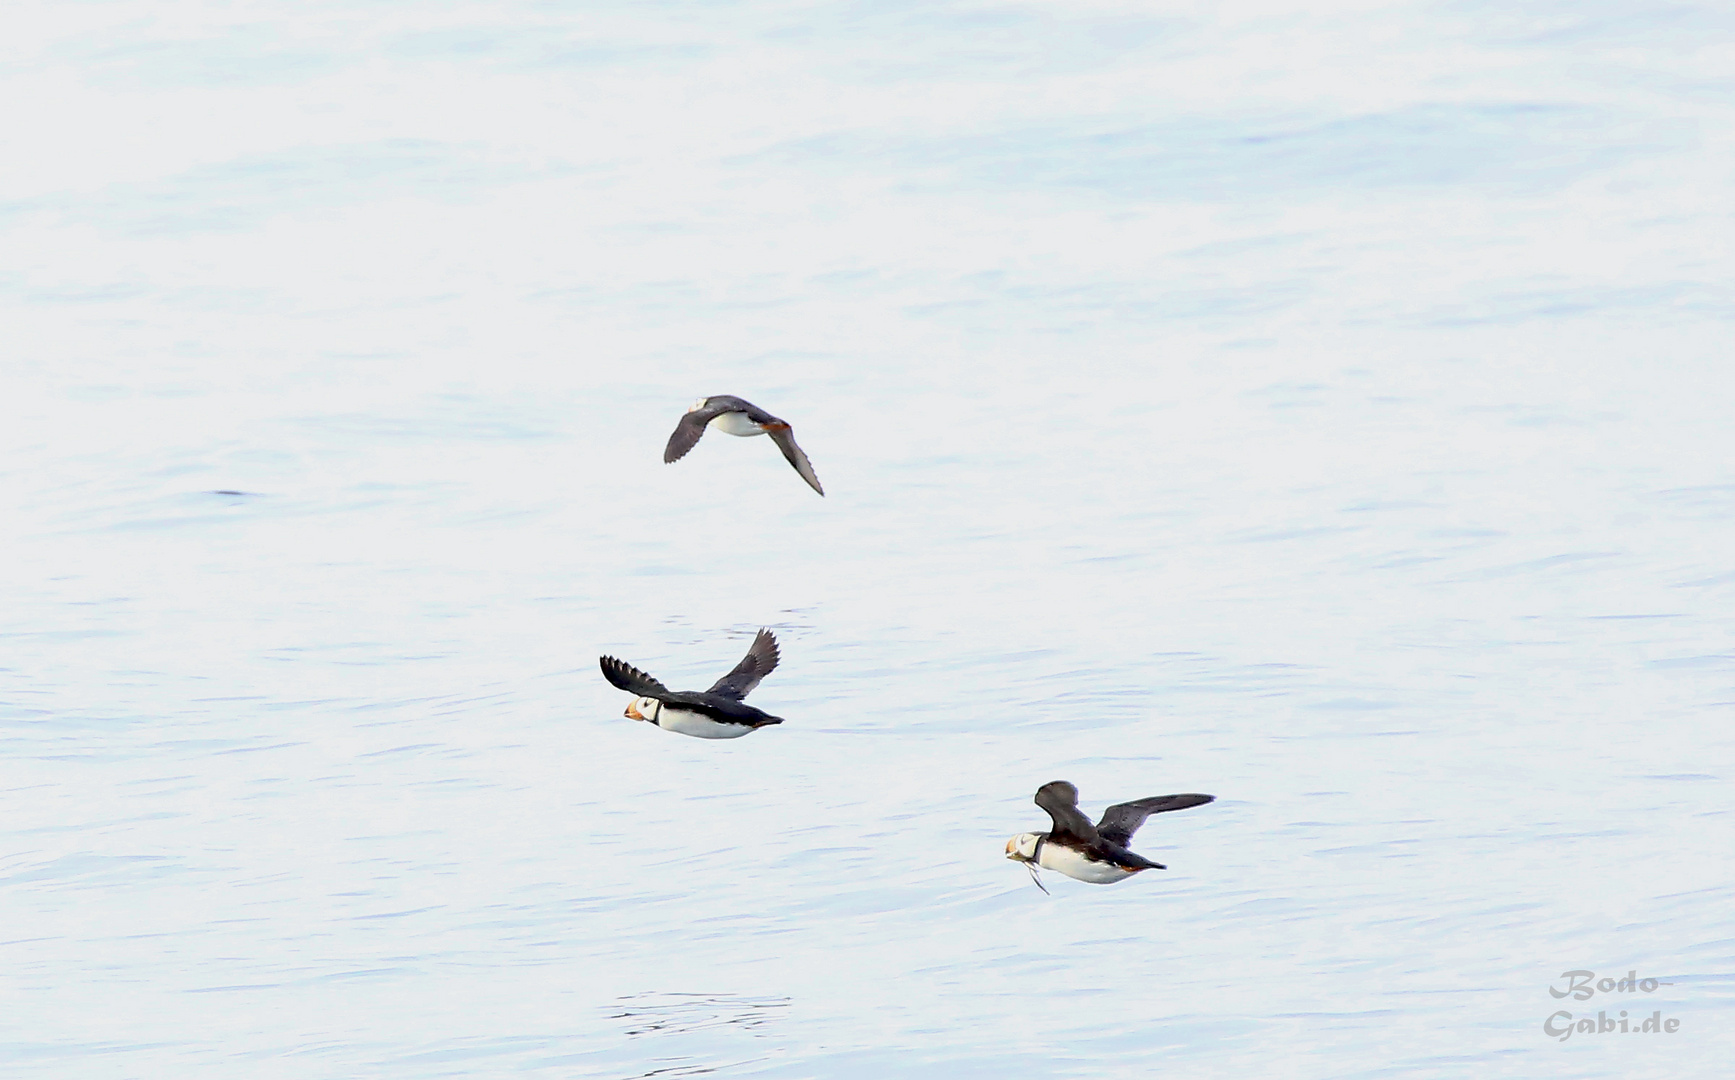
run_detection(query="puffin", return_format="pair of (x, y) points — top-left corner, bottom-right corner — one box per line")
(1005, 780), (1213, 889)
(599, 628), (786, 739)
(664, 395), (824, 496)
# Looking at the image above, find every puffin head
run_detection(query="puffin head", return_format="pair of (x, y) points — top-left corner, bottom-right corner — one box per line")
(1005, 833), (1041, 863)
(625, 696), (661, 722)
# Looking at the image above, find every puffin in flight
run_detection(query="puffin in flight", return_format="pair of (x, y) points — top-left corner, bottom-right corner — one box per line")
(599, 629), (786, 739)
(664, 395), (824, 496)
(1005, 781), (1213, 889)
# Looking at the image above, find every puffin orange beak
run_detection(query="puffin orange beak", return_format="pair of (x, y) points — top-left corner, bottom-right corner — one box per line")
(625, 700), (644, 720)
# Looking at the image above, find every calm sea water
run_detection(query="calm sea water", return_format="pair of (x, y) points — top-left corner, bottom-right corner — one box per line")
(3, 2), (1733, 1077)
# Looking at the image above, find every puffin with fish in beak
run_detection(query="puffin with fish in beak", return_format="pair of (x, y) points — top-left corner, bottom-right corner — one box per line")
(1006, 781), (1214, 891)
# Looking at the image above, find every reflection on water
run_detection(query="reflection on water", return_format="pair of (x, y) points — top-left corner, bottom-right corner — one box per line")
(607, 994), (790, 1079)
(612, 992), (792, 1039)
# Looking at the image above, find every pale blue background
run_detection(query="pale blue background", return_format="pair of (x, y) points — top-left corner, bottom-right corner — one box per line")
(2, 1), (1732, 1076)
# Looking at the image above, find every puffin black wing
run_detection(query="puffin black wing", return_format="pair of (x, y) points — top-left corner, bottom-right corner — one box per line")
(1034, 780), (1098, 845)
(706, 628), (780, 700)
(599, 655), (671, 697)
(664, 404), (719, 464)
(1097, 794), (1215, 848)
(765, 423), (824, 496)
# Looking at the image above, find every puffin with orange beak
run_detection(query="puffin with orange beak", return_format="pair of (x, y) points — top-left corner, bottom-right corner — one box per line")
(600, 629), (786, 739)
(1006, 781), (1214, 889)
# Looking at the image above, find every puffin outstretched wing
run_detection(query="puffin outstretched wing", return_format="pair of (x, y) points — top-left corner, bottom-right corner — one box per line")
(765, 423), (824, 496)
(1034, 780), (1098, 845)
(706, 629), (780, 700)
(600, 655), (671, 697)
(1097, 794), (1215, 848)
(664, 403), (722, 464)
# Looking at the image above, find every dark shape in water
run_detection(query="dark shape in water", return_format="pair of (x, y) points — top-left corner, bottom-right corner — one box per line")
(610, 992), (791, 1038)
